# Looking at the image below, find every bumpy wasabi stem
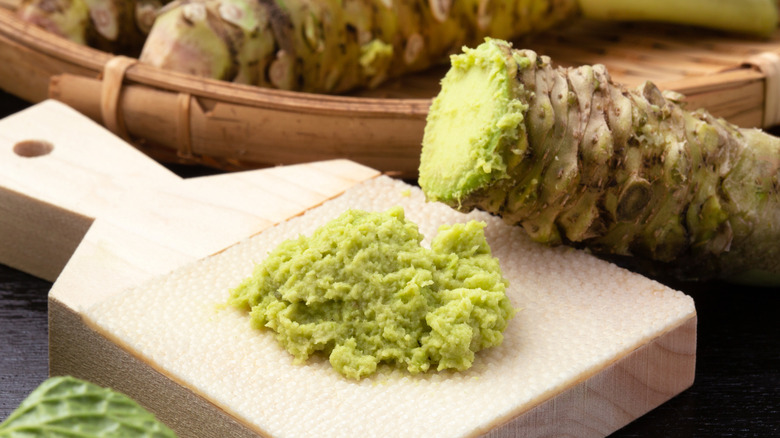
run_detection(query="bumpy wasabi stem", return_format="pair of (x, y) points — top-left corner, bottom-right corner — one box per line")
(138, 0), (276, 85)
(139, 0), (580, 93)
(17, 0), (90, 45)
(419, 39), (780, 285)
(17, 0), (172, 55)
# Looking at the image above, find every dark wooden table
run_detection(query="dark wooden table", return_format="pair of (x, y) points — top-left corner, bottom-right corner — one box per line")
(1, 91), (778, 436)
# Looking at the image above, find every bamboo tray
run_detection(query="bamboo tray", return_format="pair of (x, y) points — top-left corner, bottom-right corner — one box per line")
(2, 3), (780, 177)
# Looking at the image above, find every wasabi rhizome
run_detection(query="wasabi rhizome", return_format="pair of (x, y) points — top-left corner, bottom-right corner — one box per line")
(419, 39), (780, 285)
(18, 1), (777, 93)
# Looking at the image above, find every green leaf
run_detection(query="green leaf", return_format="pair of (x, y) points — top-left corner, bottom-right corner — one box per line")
(0, 376), (177, 438)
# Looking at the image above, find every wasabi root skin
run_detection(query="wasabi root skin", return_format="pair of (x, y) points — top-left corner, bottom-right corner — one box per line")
(146, 0), (777, 92)
(16, 0), (90, 45)
(138, 0), (779, 92)
(229, 207), (515, 380)
(16, 0), (172, 56)
(139, 0), (580, 93)
(419, 39), (780, 285)
(138, 0), (276, 86)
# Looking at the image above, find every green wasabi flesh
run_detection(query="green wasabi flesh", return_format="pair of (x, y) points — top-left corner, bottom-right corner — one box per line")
(229, 207), (515, 380)
(419, 40), (528, 205)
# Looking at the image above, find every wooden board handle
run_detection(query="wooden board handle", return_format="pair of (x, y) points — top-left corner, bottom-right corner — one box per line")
(0, 100), (380, 285)
(0, 100), (179, 280)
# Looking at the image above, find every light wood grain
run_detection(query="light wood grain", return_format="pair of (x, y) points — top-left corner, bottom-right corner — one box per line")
(486, 317), (696, 437)
(50, 160), (379, 310)
(0, 101), (695, 437)
(0, 100), (177, 280)
(48, 299), (261, 438)
(0, 100), (379, 281)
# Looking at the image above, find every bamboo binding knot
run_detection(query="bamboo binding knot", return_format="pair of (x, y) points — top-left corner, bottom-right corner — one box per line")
(100, 56), (137, 142)
(100, 56), (195, 160)
(745, 51), (780, 128)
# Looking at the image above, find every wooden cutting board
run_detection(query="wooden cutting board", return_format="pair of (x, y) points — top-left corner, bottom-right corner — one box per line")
(0, 100), (696, 438)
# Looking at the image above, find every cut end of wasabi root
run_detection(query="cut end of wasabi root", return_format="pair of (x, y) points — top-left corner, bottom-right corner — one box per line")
(419, 39), (780, 286)
(419, 39), (529, 205)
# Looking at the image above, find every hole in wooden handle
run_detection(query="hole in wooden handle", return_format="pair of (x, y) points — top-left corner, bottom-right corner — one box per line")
(13, 140), (54, 158)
